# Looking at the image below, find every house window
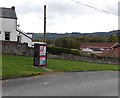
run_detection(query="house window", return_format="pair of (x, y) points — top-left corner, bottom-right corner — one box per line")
(0, 31), (1, 34)
(5, 32), (10, 40)
(17, 36), (21, 42)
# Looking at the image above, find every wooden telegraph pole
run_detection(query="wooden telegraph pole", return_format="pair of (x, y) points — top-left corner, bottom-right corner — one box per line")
(44, 5), (46, 43)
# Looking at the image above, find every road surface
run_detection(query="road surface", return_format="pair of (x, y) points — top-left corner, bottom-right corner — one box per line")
(2, 71), (118, 96)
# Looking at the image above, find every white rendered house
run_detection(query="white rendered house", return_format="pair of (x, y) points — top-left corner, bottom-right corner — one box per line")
(0, 6), (32, 47)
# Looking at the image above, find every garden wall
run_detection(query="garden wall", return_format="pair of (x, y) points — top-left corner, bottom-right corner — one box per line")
(1, 41), (34, 56)
(48, 54), (119, 65)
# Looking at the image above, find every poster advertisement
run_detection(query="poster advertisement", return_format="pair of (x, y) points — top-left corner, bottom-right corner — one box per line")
(39, 46), (46, 65)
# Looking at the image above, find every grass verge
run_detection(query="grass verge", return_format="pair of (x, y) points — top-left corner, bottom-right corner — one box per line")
(47, 58), (118, 71)
(2, 54), (47, 77)
(2, 54), (118, 78)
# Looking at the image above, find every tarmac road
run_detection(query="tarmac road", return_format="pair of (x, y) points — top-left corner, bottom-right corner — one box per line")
(2, 71), (118, 96)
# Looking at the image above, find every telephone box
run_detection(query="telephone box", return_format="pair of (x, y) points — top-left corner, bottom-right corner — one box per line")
(34, 43), (47, 66)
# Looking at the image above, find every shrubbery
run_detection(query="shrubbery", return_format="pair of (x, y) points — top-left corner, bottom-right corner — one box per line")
(47, 46), (81, 55)
(88, 53), (118, 58)
(47, 46), (118, 58)
(69, 49), (81, 55)
(89, 53), (98, 57)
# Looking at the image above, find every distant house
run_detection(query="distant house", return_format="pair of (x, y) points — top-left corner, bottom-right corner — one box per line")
(103, 43), (120, 56)
(80, 42), (118, 54)
(0, 6), (32, 47)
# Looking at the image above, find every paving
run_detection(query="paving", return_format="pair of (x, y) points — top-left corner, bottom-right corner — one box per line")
(2, 71), (118, 96)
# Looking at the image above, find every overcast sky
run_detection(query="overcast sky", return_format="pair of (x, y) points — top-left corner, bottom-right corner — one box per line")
(0, 0), (119, 33)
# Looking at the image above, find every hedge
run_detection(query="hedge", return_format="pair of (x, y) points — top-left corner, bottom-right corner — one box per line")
(47, 46), (81, 55)
(47, 46), (118, 58)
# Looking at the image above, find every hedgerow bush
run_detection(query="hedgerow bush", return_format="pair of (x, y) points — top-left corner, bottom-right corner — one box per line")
(47, 46), (81, 55)
(89, 53), (98, 57)
(47, 46), (62, 55)
(70, 49), (81, 55)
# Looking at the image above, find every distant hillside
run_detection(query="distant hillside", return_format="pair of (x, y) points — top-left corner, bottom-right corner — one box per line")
(27, 30), (120, 40)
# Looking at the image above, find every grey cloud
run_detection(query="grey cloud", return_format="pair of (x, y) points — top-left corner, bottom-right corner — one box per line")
(16, 0), (118, 18)
(105, 4), (118, 15)
(46, 1), (95, 15)
(17, 3), (43, 15)
(17, 1), (99, 19)
(16, 0), (118, 28)
(45, 1), (101, 21)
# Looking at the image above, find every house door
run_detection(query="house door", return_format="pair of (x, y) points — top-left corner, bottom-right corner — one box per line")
(17, 36), (21, 42)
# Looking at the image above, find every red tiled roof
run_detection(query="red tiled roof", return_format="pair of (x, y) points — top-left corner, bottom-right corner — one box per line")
(80, 42), (117, 48)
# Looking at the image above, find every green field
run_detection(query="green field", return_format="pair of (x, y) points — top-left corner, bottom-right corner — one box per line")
(2, 54), (47, 77)
(2, 54), (118, 77)
(47, 58), (118, 71)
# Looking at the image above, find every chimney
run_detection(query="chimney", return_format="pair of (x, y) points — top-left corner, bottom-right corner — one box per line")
(11, 6), (15, 10)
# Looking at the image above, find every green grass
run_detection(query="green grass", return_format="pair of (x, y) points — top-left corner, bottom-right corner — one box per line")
(2, 54), (118, 77)
(2, 54), (47, 77)
(47, 58), (118, 71)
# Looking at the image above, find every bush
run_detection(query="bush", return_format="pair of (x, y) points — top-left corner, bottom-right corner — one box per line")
(70, 49), (81, 55)
(47, 46), (62, 55)
(89, 53), (98, 57)
(47, 46), (118, 58)
(47, 46), (81, 55)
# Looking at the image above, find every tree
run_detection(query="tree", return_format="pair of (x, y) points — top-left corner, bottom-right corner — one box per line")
(117, 32), (120, 42)
(75, 36), (88, 42)
(107, 34), (118, 42)
(55, 37), (80, 49)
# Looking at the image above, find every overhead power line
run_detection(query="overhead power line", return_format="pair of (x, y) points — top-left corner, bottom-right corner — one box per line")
(70, 0), (118, 16)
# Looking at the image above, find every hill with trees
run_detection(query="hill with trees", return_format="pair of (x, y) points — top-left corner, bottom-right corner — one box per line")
(27, 30), (120, 40)
(27, 30), (119, 49)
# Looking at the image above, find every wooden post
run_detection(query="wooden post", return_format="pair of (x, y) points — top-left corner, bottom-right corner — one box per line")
(44, 5), (46, 43)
